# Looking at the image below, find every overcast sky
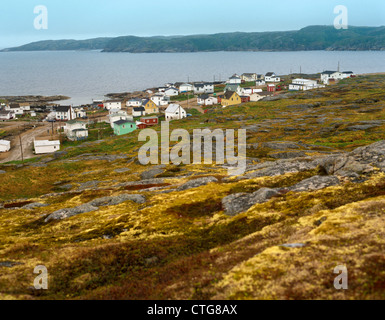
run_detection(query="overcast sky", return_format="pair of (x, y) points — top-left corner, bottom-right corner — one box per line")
(0, 0), (384, 48)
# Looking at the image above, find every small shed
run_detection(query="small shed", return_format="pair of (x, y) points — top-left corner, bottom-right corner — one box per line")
(0, 140), (11, 152)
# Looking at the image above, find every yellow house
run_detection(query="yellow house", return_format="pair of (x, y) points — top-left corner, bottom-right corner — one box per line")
(221, 91), (241, 107)
(143, 99), (159, 114)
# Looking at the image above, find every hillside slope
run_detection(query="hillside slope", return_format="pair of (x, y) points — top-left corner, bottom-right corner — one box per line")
(1, 75), (385, 300)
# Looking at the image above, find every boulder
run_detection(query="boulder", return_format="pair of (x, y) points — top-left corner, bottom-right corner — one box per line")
(288, 175), (340, 192)
(222, 188), (279, 216)
(177, 176), (218, 191)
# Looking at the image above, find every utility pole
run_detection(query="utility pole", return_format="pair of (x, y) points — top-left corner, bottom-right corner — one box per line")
(18, 126), (24, 164)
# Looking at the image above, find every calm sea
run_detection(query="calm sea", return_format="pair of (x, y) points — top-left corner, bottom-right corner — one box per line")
(0, 50), (384, 106)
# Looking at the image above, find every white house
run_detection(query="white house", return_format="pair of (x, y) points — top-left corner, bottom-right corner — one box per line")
(132, 107), (146, 117)
(342, 71), (355, 78)
(73, 107), (87, 118)
(179, 83), (193, 93)
(34, 140), (60, 154)
(265, 72), (281, 82)
(165, 104), (186, 121)
(0, 140), (11, 152)
(64, 120), (88, 141)
(241, 88), (263, 95)
(197, 94), (218, 106)
(289, 79), (323, 91)
(241, 73), (258, 82)
(0, 110), (14, 121)
(320, 71), (345, 84)
(104, 100), (122, 111)
(55, 106), (76, 121)
(5, 104), (24, 115)
(193, 83), (214, 94)
(227, 74), (242, 84)
(163, 87), (179, 97)
(255, 80), (266, 86)
(109, 112), (133, 128)
(126, 98), (142, 107)
(250, 92), (274, 102)
(151, 94), (170, 107)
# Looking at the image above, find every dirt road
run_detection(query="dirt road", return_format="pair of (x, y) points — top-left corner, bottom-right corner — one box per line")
(0, 123), (51, 163)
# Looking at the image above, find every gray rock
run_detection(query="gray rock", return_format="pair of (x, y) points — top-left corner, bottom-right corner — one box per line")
(44, 203), (98, 222)
(114, 168), (131, 173)
(280, 243), (307, 248)
(243, 159), (316, 179)
(78, 180), (100, 191)
(222, 188), (279, 216)
(177, 176), (218, 191)
(345, 124), (381, 131)
(45, 193), (146, 222)
(58, 183), (73, 190)
(288, 175), (340, 192)
(22, 202), (48, 210)
(0, 261), (23, 268)
(0, 170), (6, 174)
(140, 167), (166, 180)
(263, 141), (301, 150)
(270, 151), (306, 159)
(89, 194), (146, 207)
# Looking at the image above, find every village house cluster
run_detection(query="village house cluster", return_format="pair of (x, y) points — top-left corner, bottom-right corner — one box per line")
(0, 69), (356, 157)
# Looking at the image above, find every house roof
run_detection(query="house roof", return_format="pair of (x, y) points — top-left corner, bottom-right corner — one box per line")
(225, 84), (240, 90)
(0, 140), (10, 147)
(224, 91), (237, 99)
(72, 128), (88, 132)
(343, 71), (354, 74)
(105, 100), (121, 103)
(198, 94), (210, 100)
(165, 104), (184, 113)
(322, 71), (338, 75)
(34, 140), (60, 147)
(141, 116), (158, 120)
(55, 106), (71, 112)
(265, 72), (275, 76)
(66, 120), (84, 125)
(114, 120), (135, 126)
(242, 73), (256, 76)
(0, 110), (11, 115)
(9, 103), (20, 109)
(165, 87), (178, 91)
(133, 107), (146, 112)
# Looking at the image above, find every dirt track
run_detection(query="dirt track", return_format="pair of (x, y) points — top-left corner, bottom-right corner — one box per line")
(0, 122), (51, 163)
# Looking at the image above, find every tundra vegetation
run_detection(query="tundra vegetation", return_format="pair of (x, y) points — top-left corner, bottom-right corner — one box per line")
(1, 75), (385, 300)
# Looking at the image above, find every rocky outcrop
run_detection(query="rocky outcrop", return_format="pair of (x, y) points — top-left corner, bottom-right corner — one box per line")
(44, 193), (146, 222)
(287, 175), (340, 192)
(177, 177), (218, 191)
(222, 188), (280, 216)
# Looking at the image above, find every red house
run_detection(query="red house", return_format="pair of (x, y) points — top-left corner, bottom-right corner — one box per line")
(136, 122), (147, 129)
(240, 96), (250, 103)
(140, 116), (158, 126)
(267, 84), (276, 92)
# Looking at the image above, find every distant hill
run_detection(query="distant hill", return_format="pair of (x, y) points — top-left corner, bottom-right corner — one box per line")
(1, 37), (113, 52)
(2, 26), (385, 53)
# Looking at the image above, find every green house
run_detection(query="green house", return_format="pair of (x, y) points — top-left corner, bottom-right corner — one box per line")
(113, 120), (137, 136)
